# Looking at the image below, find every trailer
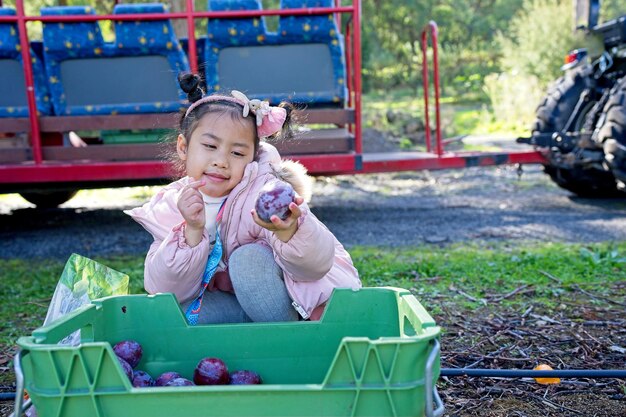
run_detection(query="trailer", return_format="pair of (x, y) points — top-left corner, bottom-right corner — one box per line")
(0, 0), (545, 207)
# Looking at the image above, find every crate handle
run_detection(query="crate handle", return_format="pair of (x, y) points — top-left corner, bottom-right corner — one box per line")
(425, 339), (445, 417)
(9, 350), (33, 417)
(32, 303), (96, 344)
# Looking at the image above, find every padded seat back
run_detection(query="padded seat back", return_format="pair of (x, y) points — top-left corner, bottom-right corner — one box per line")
(41, 4), (189, 116)
(279, 0), (337, 42)
(208, 0), (267, 46)
(204, 0), (346, 106)
(0, 7), (52, 117)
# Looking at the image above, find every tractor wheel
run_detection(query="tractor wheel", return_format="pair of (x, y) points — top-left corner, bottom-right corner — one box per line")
(533, 69), (620, 197)
(20, 189), (79, 208)
(596, 76), (626, 189)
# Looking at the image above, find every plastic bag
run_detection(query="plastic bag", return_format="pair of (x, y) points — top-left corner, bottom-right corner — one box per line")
(43, 253), (129, 345)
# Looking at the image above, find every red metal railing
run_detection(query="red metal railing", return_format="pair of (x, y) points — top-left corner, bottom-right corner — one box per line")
(421, 20), (443, 156)
(14, 1), (42, 164)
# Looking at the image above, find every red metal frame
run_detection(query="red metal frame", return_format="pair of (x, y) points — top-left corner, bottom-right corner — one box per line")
(421, 21), (443, 156)
(0, 0), (544, 191)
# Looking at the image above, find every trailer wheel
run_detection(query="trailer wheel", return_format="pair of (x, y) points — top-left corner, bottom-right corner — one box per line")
(596, 77), (626, 189)
(20, 190), (79, 208)
(533, 70), (620, 197)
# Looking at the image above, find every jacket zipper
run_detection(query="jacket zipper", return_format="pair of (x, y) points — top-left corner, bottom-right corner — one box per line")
(291, 300), (310, 320)
(221, 181), (251, 261)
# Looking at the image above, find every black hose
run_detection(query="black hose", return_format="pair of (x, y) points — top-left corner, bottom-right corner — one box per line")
(1, 368), (624, 402)
(0, 392), (16, 401)
(441, 368), (626, 378)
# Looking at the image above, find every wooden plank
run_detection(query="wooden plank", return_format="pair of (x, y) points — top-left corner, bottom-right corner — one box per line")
(270, 128), (354, 155)
(0, 109), (355, 133)
(0, 127), (353, 163)
(296, 109), (355, 125)
(0, 147), (31, 163)
(0, 118), (31, 133)
(42, 143), (165, 161)
(40, 114), (181, 132)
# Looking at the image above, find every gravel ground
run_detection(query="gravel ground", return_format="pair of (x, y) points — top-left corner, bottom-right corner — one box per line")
(1, 163), (626, 260)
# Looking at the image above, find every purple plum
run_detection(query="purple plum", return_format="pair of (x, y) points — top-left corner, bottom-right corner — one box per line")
(165, 377), (195, 387)
(193, 357), (230, 385)
(254, 181), (295, 222)
(113, 340), (143, 368)
(155, 371), (182, 386)
(229, 370), (262, 385)
(116, 356), (133, 381)
(132, 370), (155, 387)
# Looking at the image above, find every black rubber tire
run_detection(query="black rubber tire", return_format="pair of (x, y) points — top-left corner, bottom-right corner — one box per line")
(533, 70), (620, 197)
(597, 77), (626, 189)
(533, 71), (589, 134)
(20, 190), (79, 208)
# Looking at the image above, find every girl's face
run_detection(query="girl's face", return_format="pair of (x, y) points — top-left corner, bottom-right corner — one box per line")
(177, 112), (256, 198)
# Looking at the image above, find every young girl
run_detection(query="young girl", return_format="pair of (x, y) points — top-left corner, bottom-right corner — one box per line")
(125, 73), (361, 324)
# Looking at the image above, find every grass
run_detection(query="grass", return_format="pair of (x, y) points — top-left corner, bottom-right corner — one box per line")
(351, 242), (626, 315)
(362, 88), (530, 138)
(2, 241), (624, 350)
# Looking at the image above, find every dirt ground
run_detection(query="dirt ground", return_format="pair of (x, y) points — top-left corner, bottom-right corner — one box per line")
(437, 282), (626, 416)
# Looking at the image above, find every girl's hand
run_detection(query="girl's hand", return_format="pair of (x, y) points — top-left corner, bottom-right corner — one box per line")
(177, 180), (205, 247)
(251, 196), (304, 242)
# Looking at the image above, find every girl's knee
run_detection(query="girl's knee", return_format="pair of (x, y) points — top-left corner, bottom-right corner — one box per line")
(229, 244), (279, 280)
(230, 243), (273, 264)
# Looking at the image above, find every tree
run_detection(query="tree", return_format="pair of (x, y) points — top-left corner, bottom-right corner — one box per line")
(497, 0), (578, 87)
(361, 0), (525, 94)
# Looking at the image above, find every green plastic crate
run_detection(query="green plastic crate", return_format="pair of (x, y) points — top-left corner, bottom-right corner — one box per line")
(15, 287), (443, 417)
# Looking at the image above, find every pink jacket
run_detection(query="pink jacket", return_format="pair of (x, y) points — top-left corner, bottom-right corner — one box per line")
(125, 142), (361, 320)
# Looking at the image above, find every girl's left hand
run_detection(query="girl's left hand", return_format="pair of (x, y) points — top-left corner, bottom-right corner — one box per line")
(251, 196), (304, 243)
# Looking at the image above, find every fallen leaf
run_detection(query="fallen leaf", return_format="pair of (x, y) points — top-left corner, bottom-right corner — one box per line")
(533, 364), (561, 385)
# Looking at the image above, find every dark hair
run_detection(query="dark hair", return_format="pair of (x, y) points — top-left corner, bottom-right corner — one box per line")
(178, 72), (258, 148)
(166, 73), (296, 177)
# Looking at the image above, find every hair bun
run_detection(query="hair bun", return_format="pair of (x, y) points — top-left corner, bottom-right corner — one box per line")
(178, 72), (204, 103)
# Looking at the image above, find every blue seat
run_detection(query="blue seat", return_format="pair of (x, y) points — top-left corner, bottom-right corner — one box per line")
(41, 6), (103, 115)
(0, 7), (52, 117)
(278, 0), (346, 104)
(41, 4), (189, 116)
(207, 0), (267, 46)
(113, 3), (189, 75)
(205, 0), (267, 95)
(279, 0), (338, 43)
(204, 0), (346, 106)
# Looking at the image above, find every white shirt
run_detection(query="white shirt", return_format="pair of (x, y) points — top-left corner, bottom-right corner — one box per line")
(201, 192), (228, 269)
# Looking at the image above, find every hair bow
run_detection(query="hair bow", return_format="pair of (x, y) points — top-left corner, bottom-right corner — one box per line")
(231, 91), (287, 137)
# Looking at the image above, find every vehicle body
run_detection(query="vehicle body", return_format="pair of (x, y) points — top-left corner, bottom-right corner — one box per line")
(0, 0), (543, 207)
(518, 0), (626, 197)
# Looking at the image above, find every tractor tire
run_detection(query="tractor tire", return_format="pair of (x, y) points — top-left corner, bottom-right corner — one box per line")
(596, 76), (626, 189)
(533, 69), (620, 197)
(20, 189), (79, 208)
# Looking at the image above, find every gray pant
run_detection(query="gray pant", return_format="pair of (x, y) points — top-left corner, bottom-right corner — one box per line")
(181, 244), (299, 324)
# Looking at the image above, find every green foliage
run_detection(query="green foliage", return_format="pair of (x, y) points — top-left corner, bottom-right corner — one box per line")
(497, 0), (578, 87)
(361, 0), (525, 95)
(481, 71), (541, 134)
(480, 0), (591, 132)
(361, 0), (430, 90)
(601, 0), (625, 21)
